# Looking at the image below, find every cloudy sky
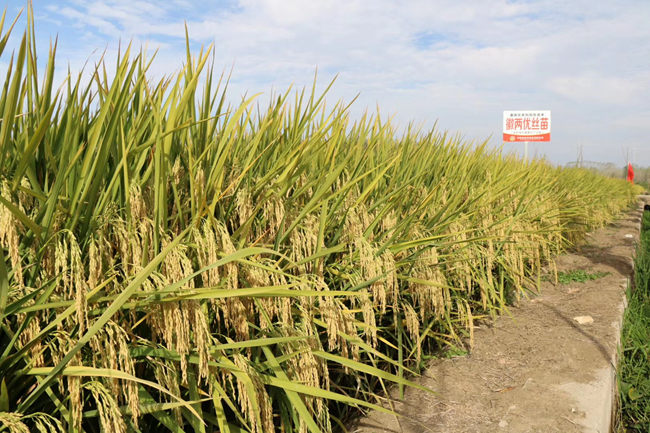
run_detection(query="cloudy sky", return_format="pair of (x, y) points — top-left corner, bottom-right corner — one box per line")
(2, 0), (650, 166)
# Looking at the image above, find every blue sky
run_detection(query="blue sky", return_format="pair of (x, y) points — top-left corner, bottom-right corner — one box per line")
(2, 0), (650, 166)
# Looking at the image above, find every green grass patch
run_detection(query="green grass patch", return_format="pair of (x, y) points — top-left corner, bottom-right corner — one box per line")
(556, 269), (611, 284)
(617, 210), (650, 431)
(443, 345), (469, 359)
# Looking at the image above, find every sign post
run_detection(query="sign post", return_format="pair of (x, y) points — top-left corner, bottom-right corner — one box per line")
(524, 141), (528, 161)
(503, 110), (551, 161)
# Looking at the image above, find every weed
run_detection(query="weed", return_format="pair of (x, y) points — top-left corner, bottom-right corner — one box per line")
(444, 346), (469, 359)
(556, 269), (611, 284)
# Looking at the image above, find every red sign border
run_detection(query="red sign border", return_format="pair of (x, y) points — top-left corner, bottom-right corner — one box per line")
(503, 133), (551, 142)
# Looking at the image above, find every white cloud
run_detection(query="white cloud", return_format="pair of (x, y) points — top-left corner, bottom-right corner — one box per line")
(612, 111), (650, 130)
(547, 73), (640, 105)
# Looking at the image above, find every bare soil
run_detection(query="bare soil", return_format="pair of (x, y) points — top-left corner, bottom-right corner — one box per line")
(352, 200), (646, 433)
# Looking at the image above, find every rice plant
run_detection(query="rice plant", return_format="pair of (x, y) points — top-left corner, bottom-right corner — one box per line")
(0, 7), (642, 433)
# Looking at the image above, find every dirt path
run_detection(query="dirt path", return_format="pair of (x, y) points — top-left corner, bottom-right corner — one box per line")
(353, 198), (647, 433)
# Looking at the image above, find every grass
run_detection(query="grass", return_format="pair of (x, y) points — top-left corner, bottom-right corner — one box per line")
(617, 210), (650, 431)
(442, 346), (469, 359)
(556, 269), (611, 284)
(0, 7), (643, 433)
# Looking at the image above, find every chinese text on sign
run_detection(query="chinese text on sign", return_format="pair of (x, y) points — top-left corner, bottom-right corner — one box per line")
(503, 110), (551, 142)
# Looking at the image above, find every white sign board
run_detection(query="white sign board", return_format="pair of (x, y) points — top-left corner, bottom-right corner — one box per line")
(503, 110), (551, 142)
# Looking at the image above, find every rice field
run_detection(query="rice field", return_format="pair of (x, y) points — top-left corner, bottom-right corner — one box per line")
(0, 9), (642, 433)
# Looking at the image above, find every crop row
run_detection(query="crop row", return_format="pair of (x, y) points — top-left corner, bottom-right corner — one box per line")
(0, 9), (641, 433)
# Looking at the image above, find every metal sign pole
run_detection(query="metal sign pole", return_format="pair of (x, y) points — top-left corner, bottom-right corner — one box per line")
(524, 141), (528, 162)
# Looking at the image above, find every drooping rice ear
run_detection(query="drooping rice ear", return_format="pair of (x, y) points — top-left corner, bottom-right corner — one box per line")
(0, 181), (23, 289)
(89, 321), (140, 425)
(84, 381), (127, 433)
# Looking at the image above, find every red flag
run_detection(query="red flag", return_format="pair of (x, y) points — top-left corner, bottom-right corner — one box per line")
(627, 163), (634, 183)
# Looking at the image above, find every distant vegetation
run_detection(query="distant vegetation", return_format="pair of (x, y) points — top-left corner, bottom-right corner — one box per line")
(0, 8), (642, 433)
(568, 161), (650, 191)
